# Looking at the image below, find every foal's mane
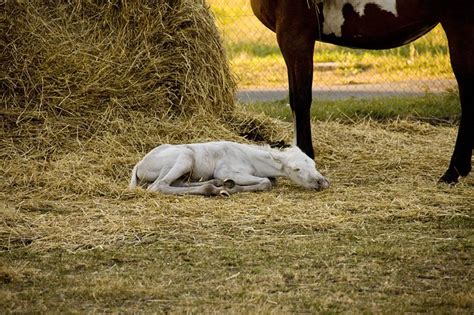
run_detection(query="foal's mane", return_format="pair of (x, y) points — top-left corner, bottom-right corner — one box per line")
(247, 143), (295, 155)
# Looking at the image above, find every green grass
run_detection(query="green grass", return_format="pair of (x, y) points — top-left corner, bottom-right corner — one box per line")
(247, 92), (461, 123)
(2, 222), (472, 313)
(209, 0), (454, 88)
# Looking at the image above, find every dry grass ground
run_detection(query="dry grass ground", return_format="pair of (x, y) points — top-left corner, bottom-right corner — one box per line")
(1, 110), (473, 313)
(1, 1), (472, 313)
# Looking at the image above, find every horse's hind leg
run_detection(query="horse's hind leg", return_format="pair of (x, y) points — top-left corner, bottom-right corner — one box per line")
(439, 4), (474, 183)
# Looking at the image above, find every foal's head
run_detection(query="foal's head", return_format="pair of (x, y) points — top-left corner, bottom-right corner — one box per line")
(279, 146), (330, 191)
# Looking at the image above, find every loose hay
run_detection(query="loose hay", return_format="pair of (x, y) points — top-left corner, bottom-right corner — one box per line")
(2, 118), (472, 252)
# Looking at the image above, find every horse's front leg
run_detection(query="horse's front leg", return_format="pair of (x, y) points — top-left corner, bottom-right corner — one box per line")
(277, 18), (316, 159)
(440, 74), (474, 183)
(440, 8), (473, 183)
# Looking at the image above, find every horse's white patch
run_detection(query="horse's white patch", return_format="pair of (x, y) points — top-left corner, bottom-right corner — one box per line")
(322, 0), (398, 37)
(291, 110), (297, 145)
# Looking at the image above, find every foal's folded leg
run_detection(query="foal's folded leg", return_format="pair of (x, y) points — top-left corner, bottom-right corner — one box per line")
(147, 151), (193, 192)
(153, 182), (225, 196)
(171, 179), (224, 187)
(218, 172), (273, 194)
(227, 181), (272, 194)
(147, 151), (226, 196)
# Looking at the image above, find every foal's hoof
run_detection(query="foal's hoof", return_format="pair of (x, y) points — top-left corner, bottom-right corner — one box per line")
(212, 179), (224, 187)
(219, 190), (230, 197)
(223, 179), (236, 189)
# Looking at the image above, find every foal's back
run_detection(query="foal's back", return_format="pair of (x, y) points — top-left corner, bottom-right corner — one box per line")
(186, 141), (270, 165)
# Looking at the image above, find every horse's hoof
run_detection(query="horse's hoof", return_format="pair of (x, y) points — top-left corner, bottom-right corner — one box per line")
(438, 173), (458, 185)
(219, 190), (230, 197)
(439, 167), (462, 185)
(223, 179), (235, 189)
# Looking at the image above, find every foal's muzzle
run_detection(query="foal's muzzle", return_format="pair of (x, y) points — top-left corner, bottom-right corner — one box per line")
(314, 177), (330, 191)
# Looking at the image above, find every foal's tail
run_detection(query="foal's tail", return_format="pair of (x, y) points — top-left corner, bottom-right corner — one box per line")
(129, 164), (139, 190)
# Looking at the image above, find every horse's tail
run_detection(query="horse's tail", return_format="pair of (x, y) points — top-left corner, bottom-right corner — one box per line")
(129, 164), (139, 190)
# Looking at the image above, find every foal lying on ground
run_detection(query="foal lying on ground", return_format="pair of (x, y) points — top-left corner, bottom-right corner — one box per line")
(129, 141), (330, 196)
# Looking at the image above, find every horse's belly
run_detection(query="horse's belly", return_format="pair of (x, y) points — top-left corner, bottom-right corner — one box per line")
(317, 0), (440, 49)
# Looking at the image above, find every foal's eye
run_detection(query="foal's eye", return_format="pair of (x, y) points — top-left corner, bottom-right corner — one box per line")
(293, 168), (301, 172)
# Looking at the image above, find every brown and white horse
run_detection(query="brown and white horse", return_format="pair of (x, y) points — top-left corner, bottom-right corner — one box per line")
(251, 0), (473, 183)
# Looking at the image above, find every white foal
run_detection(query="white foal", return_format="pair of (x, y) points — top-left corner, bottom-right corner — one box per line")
(129, 141), (330, 196)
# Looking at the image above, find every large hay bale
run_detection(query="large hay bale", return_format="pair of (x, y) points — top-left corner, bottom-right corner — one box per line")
(1, 0), (235, 116)
(1, 0), (287, 152)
